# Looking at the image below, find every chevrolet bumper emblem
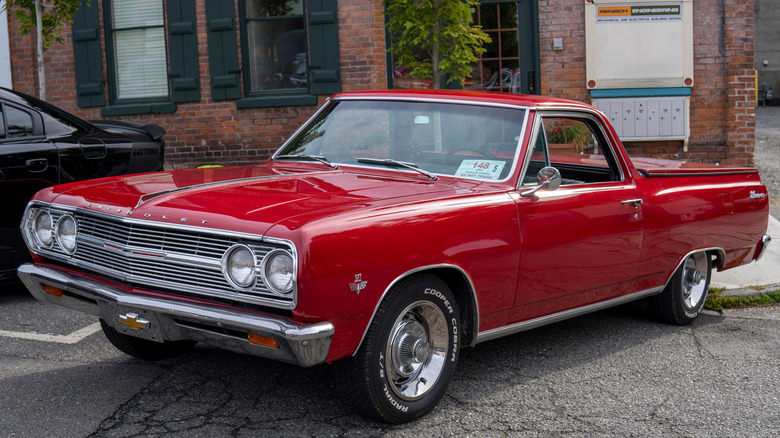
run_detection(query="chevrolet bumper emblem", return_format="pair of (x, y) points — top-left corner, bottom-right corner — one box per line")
(119, 312), (150, 330)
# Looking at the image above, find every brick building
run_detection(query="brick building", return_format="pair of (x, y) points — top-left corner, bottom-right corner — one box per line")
(4, 0), (756, 168)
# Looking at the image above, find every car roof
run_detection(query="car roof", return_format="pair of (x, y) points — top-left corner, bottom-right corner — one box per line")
(330, 89), (596, 111)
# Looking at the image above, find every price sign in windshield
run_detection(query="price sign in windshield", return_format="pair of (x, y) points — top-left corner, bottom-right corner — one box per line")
(455, 160), (506, 181)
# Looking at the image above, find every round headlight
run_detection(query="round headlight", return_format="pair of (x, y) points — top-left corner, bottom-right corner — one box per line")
(262, 249), (294, 294)
(223, 245), (257, 290)
(56, 215), (78, 253)
(33, 211), (54, 248)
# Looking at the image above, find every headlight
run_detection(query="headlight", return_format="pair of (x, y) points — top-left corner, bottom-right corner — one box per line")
(55, 215), (78, 253)
(222, 244), (257, 290)
(262, 249), (294, 295)
(33, 211), (54, 248)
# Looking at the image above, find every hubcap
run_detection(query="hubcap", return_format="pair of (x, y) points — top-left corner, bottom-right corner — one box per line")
(385, 301), (449, 401)
(681, 253), (708, 310)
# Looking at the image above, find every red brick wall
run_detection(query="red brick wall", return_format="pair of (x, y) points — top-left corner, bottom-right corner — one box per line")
(7, 1), (387, 169)
(8, 0), (755, 167)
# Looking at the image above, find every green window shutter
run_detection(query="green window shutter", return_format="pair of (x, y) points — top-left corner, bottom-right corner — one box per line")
(205, 0), (241, 100)
(307, 0), (341, 95)
(72, 0), (105, 107)
(167, 0), (200, 102)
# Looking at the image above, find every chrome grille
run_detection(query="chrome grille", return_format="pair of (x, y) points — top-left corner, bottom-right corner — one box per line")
(37, 208), (294, 309)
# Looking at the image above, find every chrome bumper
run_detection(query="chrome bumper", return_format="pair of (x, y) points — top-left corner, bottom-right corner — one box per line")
(756, 234), (772, 261)
(17, 263), (334, 367)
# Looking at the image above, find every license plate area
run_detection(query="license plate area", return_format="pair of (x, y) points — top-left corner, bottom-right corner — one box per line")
(109, 304), (164, 343)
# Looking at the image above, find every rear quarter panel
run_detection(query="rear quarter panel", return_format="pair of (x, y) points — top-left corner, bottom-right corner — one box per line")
(633, 171), (769, 291)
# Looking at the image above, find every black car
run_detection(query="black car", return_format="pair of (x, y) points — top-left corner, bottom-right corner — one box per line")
(0, 87), (165, 284)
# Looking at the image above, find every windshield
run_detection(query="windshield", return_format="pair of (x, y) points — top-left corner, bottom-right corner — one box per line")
(274, 99), (527, 181)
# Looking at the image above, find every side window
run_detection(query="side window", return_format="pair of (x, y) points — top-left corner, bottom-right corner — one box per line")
(5, 106), (35, 138)
(525, 115), (620, 186)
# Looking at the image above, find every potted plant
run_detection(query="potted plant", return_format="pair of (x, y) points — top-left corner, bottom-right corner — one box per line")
(547, 123), (589, 153)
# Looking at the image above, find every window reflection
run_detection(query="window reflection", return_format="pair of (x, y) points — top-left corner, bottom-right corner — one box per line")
(245, 0), (307, 92)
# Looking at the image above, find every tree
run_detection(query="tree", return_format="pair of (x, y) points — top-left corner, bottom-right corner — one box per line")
(382, 0), (490, 89)
(3, 0), (81, 99)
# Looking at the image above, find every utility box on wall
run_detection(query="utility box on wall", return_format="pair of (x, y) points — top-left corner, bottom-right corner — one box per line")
(593, 96), (689, 141)
(585, 0), (693, 144)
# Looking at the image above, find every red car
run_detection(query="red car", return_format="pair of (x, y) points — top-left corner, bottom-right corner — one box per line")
(18, 90), (770, 423)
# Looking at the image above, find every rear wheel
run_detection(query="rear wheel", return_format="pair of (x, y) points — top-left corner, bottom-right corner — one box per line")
(650, 252), (711, 325)
(336, 274), (460, 423)
(100, 319), (196, 360)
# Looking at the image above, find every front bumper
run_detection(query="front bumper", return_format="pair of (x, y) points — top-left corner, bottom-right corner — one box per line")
(17, 263), (334, 367)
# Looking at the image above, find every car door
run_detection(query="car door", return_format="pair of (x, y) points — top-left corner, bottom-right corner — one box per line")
(0, 101), (59, 280)
(509, 111), (644, 322)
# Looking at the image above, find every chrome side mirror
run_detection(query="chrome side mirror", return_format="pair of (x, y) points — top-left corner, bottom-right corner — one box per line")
(521, 166), (561, 197)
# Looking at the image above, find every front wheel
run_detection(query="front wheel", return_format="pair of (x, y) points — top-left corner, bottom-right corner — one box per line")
(650, 252), (712, 325)
(336, 274), (460, 423)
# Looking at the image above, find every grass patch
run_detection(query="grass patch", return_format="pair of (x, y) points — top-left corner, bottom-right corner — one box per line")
(705, 288), (780, 312)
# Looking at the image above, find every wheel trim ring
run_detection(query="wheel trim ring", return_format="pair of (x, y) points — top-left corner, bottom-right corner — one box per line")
(385, 300), (449, 401)
(682, 253), (708, 310)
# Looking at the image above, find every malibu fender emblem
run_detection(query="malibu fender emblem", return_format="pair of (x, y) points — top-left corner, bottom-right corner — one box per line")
(349, 274), (368, 295)
(119, 312), (150, 330)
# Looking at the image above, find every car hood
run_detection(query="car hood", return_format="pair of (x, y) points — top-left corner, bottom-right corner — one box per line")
(40, 164), (482, 236)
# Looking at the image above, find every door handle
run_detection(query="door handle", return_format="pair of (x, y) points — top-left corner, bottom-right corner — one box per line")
(26, 158), (49, 173)
(621, 199), (643, 207)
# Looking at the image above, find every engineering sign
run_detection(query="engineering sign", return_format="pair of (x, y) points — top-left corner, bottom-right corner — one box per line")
(597, 3), (682, 23)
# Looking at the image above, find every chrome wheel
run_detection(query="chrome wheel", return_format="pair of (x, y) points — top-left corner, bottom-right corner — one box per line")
(649, 251), (712, 325)
(681, 252), (709, 310)
(336, 274), (460, 423)
(385, 301), (448, 401)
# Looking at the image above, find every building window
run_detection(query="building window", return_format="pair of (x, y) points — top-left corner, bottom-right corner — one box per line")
(242, 0), (307, 93)
(72, 0), (199, 114)
(109, 0), (168, 100)
(386, 0), (539, 95)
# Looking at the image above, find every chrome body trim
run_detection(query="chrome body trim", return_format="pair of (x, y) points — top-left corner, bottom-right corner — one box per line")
(756, 235), (772, 261)
(17, 263), (332, 367)
(352, 264), (480, 356)
(475, 286), (664, 344)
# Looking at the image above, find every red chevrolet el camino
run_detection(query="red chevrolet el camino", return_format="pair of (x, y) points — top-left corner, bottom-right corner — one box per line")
(17, 90), (771, 422)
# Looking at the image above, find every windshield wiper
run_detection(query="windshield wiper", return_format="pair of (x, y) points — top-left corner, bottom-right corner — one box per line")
(356, 158), (437, 181)
(275, 154), (338, 169)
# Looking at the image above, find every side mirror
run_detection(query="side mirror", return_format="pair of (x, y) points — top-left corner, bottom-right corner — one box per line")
(521, 166), (561, 197)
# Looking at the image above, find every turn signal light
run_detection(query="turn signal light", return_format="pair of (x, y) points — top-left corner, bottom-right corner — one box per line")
(43, 284), (64, 296)
(248, 333), (279, 349)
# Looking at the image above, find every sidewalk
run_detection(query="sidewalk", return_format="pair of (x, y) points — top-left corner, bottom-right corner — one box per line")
(710, 212), (779, 295)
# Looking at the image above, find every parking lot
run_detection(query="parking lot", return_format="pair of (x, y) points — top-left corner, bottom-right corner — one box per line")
(2, 281), (779, 437)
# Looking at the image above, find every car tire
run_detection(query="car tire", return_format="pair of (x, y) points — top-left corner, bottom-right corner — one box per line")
(100, 319), (196, 361)
(336, 274), (460, 423)
(650, 252), (711, 325)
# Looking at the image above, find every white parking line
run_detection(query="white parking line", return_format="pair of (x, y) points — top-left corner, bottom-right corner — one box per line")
(0, 322), (101, 344)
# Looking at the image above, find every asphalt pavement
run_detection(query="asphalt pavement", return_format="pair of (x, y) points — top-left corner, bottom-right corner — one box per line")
(710, 106), (780, 294)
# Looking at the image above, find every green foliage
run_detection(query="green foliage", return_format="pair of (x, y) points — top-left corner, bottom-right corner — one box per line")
(4, 0), (82, 50)
(704, 288), (780, 312)
(383, 0), (490, 88)
(547, 124), (587, 144)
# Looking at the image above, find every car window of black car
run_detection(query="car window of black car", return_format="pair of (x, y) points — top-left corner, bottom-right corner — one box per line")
(4, 105), (35, 138)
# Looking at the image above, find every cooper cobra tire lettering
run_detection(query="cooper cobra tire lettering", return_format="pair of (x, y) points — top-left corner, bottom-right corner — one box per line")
(424, 287), (454, 314)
